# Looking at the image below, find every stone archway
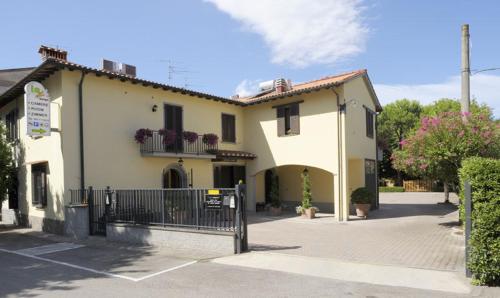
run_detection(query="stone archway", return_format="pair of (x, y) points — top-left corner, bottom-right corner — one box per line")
(162, 164), (188, 188)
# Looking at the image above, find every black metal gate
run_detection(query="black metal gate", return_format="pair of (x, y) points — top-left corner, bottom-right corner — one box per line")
(88, 187), (108, 236)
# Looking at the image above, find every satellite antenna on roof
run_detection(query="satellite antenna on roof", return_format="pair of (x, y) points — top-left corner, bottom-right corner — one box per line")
(158, 59), (197, 85)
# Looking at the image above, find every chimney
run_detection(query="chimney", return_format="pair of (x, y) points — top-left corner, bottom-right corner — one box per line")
(274, 78), (289, 93)
(38, 45), (68, 61)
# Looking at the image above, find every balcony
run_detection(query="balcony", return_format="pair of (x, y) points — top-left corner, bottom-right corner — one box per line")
(139, 130), (218, 159)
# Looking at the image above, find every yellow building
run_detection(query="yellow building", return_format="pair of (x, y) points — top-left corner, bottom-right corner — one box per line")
(0, 46), (381, 234)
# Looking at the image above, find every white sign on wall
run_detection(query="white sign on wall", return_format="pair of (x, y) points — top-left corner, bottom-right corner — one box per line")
(24, 81), (51, 137)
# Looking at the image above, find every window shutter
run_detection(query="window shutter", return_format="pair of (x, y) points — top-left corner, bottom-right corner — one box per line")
(230, 116), (236, 142)
(366, 109), (373, 138)
(277, 107), (285, 136)
(290, 103), (300, 134)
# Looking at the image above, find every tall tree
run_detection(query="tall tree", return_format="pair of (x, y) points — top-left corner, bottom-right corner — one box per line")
(377, 99), (423, 184)
(0, 123), (14, 204)
(392, 111), (499, 202)
(422, 98), (493, 119)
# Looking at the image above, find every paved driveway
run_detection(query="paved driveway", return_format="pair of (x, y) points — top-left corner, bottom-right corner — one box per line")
(247, 192), (465, 271)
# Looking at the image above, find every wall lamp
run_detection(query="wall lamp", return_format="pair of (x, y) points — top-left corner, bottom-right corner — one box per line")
(339, 99), (358, 113)
(152, 104), (158, 112)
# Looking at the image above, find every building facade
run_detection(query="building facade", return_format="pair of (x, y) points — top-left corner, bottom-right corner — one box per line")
(0, 46), (381, 234)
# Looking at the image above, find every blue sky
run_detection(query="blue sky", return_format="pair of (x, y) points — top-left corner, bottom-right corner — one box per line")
(1, 0), (499, 116)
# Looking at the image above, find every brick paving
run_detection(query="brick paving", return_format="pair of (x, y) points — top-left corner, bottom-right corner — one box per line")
(248, 192), (465, 271)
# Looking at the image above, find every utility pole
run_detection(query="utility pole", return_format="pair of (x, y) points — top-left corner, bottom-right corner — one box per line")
(461, 24), (470, 115)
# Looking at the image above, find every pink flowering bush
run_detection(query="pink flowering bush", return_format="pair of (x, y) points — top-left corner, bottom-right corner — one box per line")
(393, 111), (500, 200)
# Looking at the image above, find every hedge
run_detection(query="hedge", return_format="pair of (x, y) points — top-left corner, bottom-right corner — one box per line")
(379, 186), (405, 192)
(459, 157), (500, 221)
(459, 157), (500, 286)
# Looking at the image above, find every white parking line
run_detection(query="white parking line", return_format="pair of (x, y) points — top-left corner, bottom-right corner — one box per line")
(0, 247), (197, 282)
(15, 242), (85, 256)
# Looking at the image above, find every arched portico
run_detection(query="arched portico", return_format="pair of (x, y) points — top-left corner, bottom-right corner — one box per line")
(252, 165), (335, 213)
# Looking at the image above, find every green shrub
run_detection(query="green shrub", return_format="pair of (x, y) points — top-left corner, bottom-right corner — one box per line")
(351, 187), (374, 204)
(379, 186), (405, 192)
(269, 175), (281, 208)
(468, 202), (500, 286)
(459, 157), (500, 286)
(459, 157), (500, 221)
(301, 170), (313, 209)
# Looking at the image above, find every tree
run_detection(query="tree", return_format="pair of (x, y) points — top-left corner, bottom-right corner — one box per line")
(301, 169), (312, 210)
(422, 98), (493, 119)
(377, 99), (423, 183)
(0, 123), (14, 204)
(269, 175), (281, 208)
(392, 111), (500, 202)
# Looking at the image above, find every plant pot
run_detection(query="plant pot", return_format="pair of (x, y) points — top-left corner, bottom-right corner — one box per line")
(354, 204), (371, 219)
(269, 206), (282, 216)
(302, 208), (316, 219)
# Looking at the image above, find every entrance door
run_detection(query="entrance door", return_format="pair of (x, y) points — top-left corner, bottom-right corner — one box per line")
(365, 159), (377, 209)
(163, 168), (183, 188)
(214, 166), (246, 188)
(164, 104), (183, 152)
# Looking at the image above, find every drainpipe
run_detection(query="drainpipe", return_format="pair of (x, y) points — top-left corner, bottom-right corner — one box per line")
(331, 87), (344, 221)
(78, 71), (86, 191)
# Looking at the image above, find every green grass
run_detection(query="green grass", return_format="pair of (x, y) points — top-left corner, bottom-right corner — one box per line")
(379, 186), (405, 192)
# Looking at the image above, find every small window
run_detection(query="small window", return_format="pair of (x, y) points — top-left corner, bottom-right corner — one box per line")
(221, 114), (236, 142)
(5, 109), (18, 142)
(366, 109), (374, 138)
(32, 163), (47, 207)
(277, 103), (300, 136)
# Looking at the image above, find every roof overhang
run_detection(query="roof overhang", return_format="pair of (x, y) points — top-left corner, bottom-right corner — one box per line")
(0, 58), (244, 109)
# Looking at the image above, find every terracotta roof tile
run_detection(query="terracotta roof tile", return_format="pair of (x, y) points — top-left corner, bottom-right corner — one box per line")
(238, 69), (367, 104)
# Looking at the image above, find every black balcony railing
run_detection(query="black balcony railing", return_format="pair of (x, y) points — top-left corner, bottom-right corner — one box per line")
(140, 131), (218, 156)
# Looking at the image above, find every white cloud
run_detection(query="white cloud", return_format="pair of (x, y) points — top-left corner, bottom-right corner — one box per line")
(206, 0), (369, 68)
(235, 79), (261, 97)
(374, 74), (500, 118)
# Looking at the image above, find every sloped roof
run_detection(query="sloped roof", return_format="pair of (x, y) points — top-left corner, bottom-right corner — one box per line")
(0, 58), (381, 111)
(239, 69), (382, 111)
(0, 67), (36, 95)
(0, 58), (241, 108)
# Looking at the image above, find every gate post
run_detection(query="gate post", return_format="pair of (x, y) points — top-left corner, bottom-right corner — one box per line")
(88, 186), (94, 235)
(235, 184), (248, 254)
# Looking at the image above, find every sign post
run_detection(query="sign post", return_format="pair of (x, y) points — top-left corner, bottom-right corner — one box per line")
(24, 81), (51, 137)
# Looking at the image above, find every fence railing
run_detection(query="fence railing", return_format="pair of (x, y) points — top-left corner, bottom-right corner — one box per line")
(70, 187), (241, 232)
(69, 189), (89, 205)
(403, 180), (433, 192)
(140, 131), (218, 156)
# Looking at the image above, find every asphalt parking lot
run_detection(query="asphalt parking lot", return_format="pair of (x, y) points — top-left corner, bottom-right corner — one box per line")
(1, 226), (498, 298)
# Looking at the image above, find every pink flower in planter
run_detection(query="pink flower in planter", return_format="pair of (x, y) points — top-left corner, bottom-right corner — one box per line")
(159, 129), (177, 145)
(458, 130), (465, 137)
(134, 128), (153, 144)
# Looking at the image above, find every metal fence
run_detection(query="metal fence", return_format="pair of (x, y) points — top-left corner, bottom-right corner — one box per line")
(69, 186), (244, 234)
(107, 188), (238, 231)
(140, 131), (218, 156)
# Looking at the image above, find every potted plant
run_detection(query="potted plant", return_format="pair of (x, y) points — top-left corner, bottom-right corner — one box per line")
(182, 131), (198, 144)
(300, 168), (316, 219)
(268, 175), (281, 216)
(134, 128), (153, 144)
(159, 129), (177, 145)
(351, 187), (374, 219)
(202, 133), (218, 146)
